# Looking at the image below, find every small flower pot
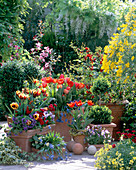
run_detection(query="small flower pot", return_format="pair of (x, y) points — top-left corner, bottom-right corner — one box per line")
(6, 124), (55, 153)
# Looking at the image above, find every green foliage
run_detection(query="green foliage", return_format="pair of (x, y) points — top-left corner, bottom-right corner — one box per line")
(88, 105), (112, 124)
(0, 0), (29, 60)
(121, 100), (136, 131)
(68, 107), (93, 135)
(29, 132), (66, 160)
(0, 60), (42, 113)
(91, 76), (111, 95)
(0, 136), (26, 165)
(94, 139), (136, 169)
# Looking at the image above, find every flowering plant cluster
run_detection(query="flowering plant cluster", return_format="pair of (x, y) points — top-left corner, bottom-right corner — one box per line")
(30, 20), (61, 76)
(85, 125), (112, 145)
(67, 100), (94, 136)
(30, 132), (68, 161)
(8, 82), (55, 135)
(94, 139), (136, 169)
(116, 129), (136, 143)
(39, 74), (86, 112)
(101, 7), (136, 84)
(69, 43), (104, 84)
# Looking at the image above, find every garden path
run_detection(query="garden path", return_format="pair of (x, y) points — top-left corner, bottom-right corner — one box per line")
(0, 121), (97, 170)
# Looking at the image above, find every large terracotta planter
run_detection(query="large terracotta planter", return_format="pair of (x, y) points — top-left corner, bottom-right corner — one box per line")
(72, 134), (86, 150)
(90, 123), (116, 138)
(9, 124), (55, 152)
(52, 113), (73, 142)
(32, 147), (65, 159)
(101, 102), (126, 140)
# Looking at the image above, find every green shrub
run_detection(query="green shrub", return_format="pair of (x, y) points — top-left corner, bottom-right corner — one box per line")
(94, 139), (136, 169)
(0, 60), (42, 114)
(121, 100), (136, 131)
(88, 105), (112, 124)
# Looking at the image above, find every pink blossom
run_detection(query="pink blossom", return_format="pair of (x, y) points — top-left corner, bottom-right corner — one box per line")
(16, 53), (19, 56)
(14, 45), (18, 50)
(10, 57), (13, 61)
(31, 48), (35, 52)
(45, 63), (49, 68)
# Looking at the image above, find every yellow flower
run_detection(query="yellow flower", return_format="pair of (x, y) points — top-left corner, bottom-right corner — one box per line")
(131, 56), (134, 61)
(26, 120), (31, 125)
(10, 102), (19, 110)
(46, 142), (49, 146)
(125, 62), (130, 68)
(33, 113), (39, 120)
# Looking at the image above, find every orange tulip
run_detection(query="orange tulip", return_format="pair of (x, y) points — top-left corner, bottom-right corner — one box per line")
(53, 79), (58, 83)
(75, 100), (84, 106)
(87, 100), (94, 106)
(46, 77), (53, 83)
(58, 78), (64, 84)
(42, 82), (47, 88)
(57, 84), (62, 89)
(78, 83), (85, 89)
(68, 81), (74, 87)
(64, 89), (69, 94)
(67, 102), (75, 108)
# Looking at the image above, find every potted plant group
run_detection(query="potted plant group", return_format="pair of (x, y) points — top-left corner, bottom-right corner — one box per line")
(30, 131), (67, 160)
(87, 105), (116, 138)
(6, 81), (56, 152)
(85, 125), (112, 150)
(67, 100), (94, 149)
(39, 74), (86, 141)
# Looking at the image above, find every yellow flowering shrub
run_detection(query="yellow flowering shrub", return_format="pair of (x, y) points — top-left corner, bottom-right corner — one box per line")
(94, 139), (136, 169)
(102, 7), (136, 84)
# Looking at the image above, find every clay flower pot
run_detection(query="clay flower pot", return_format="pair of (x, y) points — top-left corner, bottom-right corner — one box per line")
(100, 102), (127, 140)
(9, 124), (55, 152)
(72, 134), (86, 150)
(52, 112), (73, 142)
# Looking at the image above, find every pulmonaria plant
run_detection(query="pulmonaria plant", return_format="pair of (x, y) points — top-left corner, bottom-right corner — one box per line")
(30, 132), (69, 161)
(85, 125), (112, 145)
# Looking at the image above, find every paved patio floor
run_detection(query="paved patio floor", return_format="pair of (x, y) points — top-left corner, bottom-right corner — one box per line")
(0, 121), (97, 170)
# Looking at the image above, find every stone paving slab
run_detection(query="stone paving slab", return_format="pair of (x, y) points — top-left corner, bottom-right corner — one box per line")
(0, 121), (97, 170)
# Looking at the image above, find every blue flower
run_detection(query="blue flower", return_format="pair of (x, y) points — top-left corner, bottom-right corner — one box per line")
(60, 112), (63, 117)
(66, 108), (70, 113)
(69, 153), (72, 157)
(49, 144), (54, 149)
(64, 113), (66, 117)
(68, 120), (70, 124)
(65, 119), (67, 122)
(42, 156), (46, 160)
(48, 125), (51, 129)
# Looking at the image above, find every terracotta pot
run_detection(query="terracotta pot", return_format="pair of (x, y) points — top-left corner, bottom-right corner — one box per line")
(94, 144), (104, 151)
(90, 123), (116, 138)
(6, 116), (13, 125)
(101, 102), (126, 140)
(52, 112), (73, 142)
(72, 134), (86, 150)
(32, 147), (65, 159)
(9, 124), (55, 152)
